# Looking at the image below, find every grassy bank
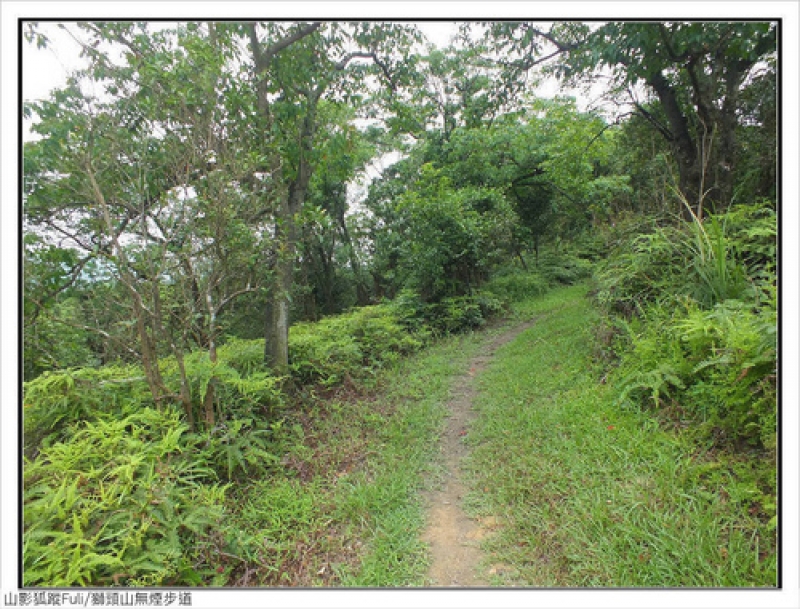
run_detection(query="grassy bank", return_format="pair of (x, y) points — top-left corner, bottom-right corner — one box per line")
(213, 330), (494, 586)
(464, 283), (777, 587)
(23, 251), (587, 586)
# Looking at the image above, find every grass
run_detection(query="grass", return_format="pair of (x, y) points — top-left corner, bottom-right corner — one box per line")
(226, 330), (491, 586)
(464, 283), (777, 587)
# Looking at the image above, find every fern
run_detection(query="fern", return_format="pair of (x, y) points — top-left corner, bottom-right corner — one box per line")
(23, 407), (229, 586)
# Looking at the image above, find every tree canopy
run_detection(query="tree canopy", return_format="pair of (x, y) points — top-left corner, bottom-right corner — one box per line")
(23, 19), (778, 388)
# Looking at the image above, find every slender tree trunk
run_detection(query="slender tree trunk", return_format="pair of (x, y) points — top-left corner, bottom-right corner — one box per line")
(152, 276), (196, 425)
(714, 59), (742, 211)
(175, 350), (195, 430)
(338, 216), (369, 306)
(516, 248), (529, 271)
(248, 24), (324, 371)
(132, 296), (165, 404)
(86, 159), (166, 403)
(263, 95), (317, 371)
(264, 212), (295, 371)
(203, 290), (218, 428)
(264, 172), (310, 370)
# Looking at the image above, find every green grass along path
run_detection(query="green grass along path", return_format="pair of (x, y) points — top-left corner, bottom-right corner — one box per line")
(195, 282), (773, 587)
(419, 283), (774, 587)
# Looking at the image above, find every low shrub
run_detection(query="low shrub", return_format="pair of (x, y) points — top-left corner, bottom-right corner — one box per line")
(389, 289), (506, 336)
(483, 270), (550, 302)
(537, 251), (594, 285)
(165, 350), (286, 417)
(594, 202), (772, 316)
(23, 365), (151, 455)
(593, 226), (689, 316)
(676, 299), (777, 448)
(187, 415), (282, 482)
(216, 339), (268, 377)
(597, 200), (777, 451)
(613, 297), (776, 450)
(23, 408), (230, 586)
(288, 305), (426, 385)
(23, 348), (286, 453)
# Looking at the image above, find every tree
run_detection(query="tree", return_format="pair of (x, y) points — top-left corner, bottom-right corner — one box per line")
(23, 22), (272, 427)
(481, 21), (777, 217)
(297, 104), (377, 316)
(243, 21), (420, 370)
(395, 96), (629, 263)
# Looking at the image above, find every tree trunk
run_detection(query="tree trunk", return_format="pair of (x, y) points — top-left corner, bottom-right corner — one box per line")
(264, 160), (310, 371)
(203, 291), (218, 428)
(248, 24), (324, 371)
(264, 221), (294, 371)
(132, 295), (165, 404)
(338, 215), (370, 306)
(262, 74), (319, 369)
(646, 71), (703, 218)
(714, 59), (743, 211)
(175, 350), (195, 430)
(648, 57), (746, 218)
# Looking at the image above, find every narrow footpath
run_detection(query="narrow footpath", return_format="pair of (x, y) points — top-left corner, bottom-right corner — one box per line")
(421, 319), (538, 587)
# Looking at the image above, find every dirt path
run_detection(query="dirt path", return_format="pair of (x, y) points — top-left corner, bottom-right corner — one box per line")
(421, 319), (538, 587)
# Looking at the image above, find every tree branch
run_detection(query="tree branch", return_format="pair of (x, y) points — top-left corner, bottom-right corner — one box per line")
(333, 51), (397, 91)
(216, 285), (260, 315)
(250, 21), (322, 73)
(511, 167), (546, 187)
(49, 317), (140, 358)
(631, 99), (674, 142)
(657, 24), (693, 63)
(528, 26), (577, 53)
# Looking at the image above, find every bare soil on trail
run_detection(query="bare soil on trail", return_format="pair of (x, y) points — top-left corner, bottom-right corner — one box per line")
(421, 318), (538, 587)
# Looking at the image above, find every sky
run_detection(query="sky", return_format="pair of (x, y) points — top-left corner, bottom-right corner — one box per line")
(21, 21), (463, 104)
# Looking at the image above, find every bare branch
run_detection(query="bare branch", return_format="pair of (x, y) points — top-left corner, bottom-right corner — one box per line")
(333, 51), (397, 91)
(49, 317), (140, 358)
(216, 285), (260, 315)
(24, 254), (96, 325)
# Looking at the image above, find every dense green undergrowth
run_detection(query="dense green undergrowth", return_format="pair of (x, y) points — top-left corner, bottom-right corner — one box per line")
(467, 283), (776, 587)
(462, 201), (776, 587)
(22, 251), (586, 586)
(593, 201), (777, 451)
(24, 199), (777, 588)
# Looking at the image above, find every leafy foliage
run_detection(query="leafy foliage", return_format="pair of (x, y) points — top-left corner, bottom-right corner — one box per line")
(23, 408), (228, 586)
(23, 365), (151, 455)
(594, 201), (777, 450)
(21, 19), (778, 588)
(593, 203), (773, 316)
(288, 305), (426, 385)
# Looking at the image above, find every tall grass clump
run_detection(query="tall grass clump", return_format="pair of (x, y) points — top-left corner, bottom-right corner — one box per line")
(595, 201), (776, 447)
